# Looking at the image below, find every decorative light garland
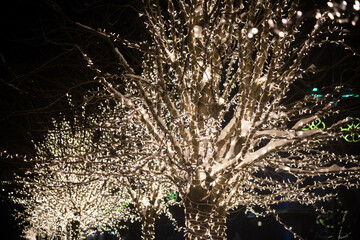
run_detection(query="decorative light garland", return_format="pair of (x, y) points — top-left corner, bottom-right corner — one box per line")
(5, 1), (360, 240)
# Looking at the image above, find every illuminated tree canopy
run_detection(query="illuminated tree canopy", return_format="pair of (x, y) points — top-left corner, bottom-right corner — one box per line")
(9, 114), (135, 239)
(8, 100), (181, 240)
(75, 1), (360, 239)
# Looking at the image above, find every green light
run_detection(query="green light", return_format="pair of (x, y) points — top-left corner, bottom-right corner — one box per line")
(121, 202), (129, 207)
(341, 117), (360, 143)
(115, 202), (129, 213)
(166, 191), (178, 201)
(312, 88), (318, 92)
(302, 119), (326, 131)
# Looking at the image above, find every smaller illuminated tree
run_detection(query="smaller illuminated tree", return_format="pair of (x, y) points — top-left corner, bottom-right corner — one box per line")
(13, 172), (129, 240)
(12, 99), (181, 240)
(10, 115), (136, 239)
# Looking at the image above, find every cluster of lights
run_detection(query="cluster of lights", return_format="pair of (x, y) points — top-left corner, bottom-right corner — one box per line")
(5, 1), (360, 239)
(301, 117), (360, 142)
(7, 101), (181, 240)
(8, 113), (136, 239)
(75, 1), (360, 239)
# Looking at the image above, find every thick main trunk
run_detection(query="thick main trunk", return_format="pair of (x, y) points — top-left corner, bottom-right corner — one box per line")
(141, 209), (156, 240)
(184, 183), (227, 240)
(66, 220), (80, 240)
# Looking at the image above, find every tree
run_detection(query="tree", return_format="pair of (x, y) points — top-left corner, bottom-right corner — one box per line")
(4, 0), (360, 239)
(9, 114), (135, 240)
(79, 99), (182, 240)
(70, 0), (360, 239)
(112, 174), (181, 240)
(10, 98), (182, 240)
(74, 98), (182, 240)
(12, 171), (127, 240)
(315, 195), (352, 240)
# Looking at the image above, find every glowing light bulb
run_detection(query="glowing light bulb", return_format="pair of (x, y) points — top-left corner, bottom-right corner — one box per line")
(251, 28), (258, 34)
(354, 1), (360, 11)
(219, 98), (225, 105)
(193, 25), (202, 38)
(268, 19), (275, 27)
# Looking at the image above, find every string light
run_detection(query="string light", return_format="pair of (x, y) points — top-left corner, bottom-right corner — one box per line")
(6, 1), (360, 239)
(8, 100), (180, 239)
(88, 1), (359, 238)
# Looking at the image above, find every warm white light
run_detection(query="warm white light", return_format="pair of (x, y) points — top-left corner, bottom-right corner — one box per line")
(354, 1), (360, 11)
(142, 196), (150, 206)
(11, 2), (360, 239)
(268, 19), (275, 27)
(193, 25), (202, 38)
(219, 97), (225, 105)
(241, 120), (252, 136)
(199, 171), (207, 180)
(202, 67), (211, 82)
(316, 12), (322, 19)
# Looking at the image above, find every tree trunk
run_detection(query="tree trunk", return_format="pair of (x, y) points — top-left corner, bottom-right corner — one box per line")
(184, 181), (227, 240)
(66, 220), (80, 240)
(141, 209), (156, 240)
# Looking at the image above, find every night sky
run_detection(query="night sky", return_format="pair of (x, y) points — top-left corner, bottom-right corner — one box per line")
(1, 1), (360, 239)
